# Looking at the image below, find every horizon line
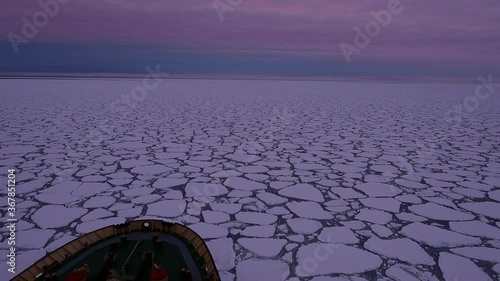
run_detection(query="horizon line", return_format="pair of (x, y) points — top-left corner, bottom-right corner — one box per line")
(0, 72), (486, 85)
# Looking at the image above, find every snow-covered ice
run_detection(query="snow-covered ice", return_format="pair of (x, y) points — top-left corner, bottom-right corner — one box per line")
(278, 183), (325, 202)
(287, 219), (322, 234)
(439, 252), (493, 281)
(317, 226), (359, 244)
(450, 247), (500, 263)
(1, 79), (499, 280)
(237, 238), (287, 257)
(364, 237), (434, 265)
(401, 223), (482, 247)
(296, 244), (382, 276)
(286, 202), (333, 219)
(408, 202), (475, 221)
(237, 259), (289, 281)
(235, 212), (277, 225)
(206, 238), (236, 271)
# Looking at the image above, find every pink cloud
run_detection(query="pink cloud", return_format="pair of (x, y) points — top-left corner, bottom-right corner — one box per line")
(1, 0), (499, 64)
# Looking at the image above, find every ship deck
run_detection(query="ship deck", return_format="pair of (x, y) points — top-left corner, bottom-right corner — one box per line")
(41, 232), (202, 281)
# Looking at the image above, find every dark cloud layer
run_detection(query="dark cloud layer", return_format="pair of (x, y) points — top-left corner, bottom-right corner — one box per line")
(1, 0), (499, 78)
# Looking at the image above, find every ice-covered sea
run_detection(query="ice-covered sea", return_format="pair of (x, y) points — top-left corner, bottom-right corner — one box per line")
(1, 79), (499, 280)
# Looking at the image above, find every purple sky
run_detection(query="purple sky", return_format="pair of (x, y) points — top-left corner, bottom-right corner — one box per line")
(1, 0), (499, 79)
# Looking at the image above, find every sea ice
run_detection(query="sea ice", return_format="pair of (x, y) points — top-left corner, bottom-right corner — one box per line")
(459, 202), (500, 220)
(153, 177), (188, 189)
(35, 193), (80, 204)
(223, 177), (267, 191)
(287, 219), (322, 234)
(76, 217), (125, 233)
(185, 182), (228, 197)
(439, 252), (492, 281)
(81, 208), (114, 222)
(17, 229), (55, 248)
(408, 202), (475, 221)
(256, 192), (288, 205)
(286, 202), (333, 219)
(82, 196), (116, 208)
(210, 203), (242, 214)
(488, 189), (500, 202)
(202, 210), (230, 224)
(131, 164), (172, 175)
(386, 264), (439, 281)
(31, 205), (87, 228)
(278, 183), (324, 202)
(370, 224), (393, 238)
(146, 200), (186, 217)
(207, 238), (236, 271)
(449, 221), (500, 239)
(240, 225), (276, 237)
(450, 247), (500, 263)
(401, 223), (481, 247)
(355, 209), (392, 225)
(237, 259), (289, 281)
(353, 182), (402, 197)
(364, 237), (434, 265)
(295, 244), (382, 276)
(359, 198), (401, 213)
(235, 212), (277, 225)
(72, 182), (112, 197)
(330, 187), (366, 199)
(317, 227), (358, 244)
(188, 223), (228, 239)
(238, 238), (287, 257)
(4, 79), (500, 280)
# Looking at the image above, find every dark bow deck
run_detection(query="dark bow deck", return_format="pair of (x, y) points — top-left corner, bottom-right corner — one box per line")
(12, 220), (221, 281)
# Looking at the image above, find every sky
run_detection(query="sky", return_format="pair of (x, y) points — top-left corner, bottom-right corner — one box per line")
(1, 0), (499, 80)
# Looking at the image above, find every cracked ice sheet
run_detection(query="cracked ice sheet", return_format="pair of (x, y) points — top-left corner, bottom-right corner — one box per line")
(2, 79), (500, 280)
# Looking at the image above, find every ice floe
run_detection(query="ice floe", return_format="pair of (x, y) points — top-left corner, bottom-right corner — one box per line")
(32, 205), (87, 228)
(364, 237), (434, 265)
(240, 225), (276, 237)
(5, 79), (500, 280)
(223, 177), (267, 191)
(353, 183), (402, 197)
(237, 259), (289, 281)
(287, 219), (322, 234)
(439, 252), (492, 281)
(409, 202), (475, 221)
(449, 221), (500, 239)
(235, 212), (277, 225)
(296, 244), (382, 276)
(286, 202), (333, 220)
(146, 200), (186, 217)
(238, 238), (287, 257)
(459, 202), (500, 220)
(450, 247), (500, 263)
(207, 238), (236, 271)
(317, 227), (358, 244)
(401, 223), (481, 247)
